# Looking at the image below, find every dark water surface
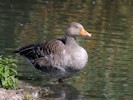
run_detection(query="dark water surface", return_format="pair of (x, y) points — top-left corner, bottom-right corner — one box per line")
(0, 0), (133, 100)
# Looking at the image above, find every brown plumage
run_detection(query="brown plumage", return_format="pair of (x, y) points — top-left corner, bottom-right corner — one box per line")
(14, 22), (91, 83)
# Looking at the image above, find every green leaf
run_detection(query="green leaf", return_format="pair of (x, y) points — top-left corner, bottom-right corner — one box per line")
(0, 56), (18, 89)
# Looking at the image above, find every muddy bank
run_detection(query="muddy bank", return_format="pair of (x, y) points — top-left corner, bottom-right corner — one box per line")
(0, 81), (53, 100)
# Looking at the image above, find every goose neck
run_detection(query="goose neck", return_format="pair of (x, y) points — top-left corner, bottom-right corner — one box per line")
(65, 36), (78, 46)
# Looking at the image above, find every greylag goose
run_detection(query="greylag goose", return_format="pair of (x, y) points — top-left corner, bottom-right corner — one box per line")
(14, 22), (91, 83)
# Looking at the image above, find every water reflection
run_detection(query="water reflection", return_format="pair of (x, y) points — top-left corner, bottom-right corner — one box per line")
(0, 0), (133, 100)
(41, 84), (83, 100)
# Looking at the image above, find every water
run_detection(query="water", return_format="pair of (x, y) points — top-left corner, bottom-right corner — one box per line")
(0, 0), (133, 100)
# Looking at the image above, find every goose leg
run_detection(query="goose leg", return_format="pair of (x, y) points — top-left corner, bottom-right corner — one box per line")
(58, 78), (64, 84)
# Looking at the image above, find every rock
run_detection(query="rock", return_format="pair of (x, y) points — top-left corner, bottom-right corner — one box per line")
(0, 88), (23, 100)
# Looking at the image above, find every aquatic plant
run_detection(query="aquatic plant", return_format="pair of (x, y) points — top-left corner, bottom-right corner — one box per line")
(0, 56), (18, 89)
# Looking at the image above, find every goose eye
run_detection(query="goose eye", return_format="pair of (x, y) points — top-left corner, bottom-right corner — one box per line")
(75, 26), (78, 28)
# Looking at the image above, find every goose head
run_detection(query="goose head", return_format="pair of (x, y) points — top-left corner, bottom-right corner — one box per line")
(66, 22), (91, 37)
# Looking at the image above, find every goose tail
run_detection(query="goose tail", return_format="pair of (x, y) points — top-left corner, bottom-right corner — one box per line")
(13, 44), (37, 60)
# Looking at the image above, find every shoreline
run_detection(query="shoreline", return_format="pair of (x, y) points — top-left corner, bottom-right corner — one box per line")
(0, 80), (52, 100)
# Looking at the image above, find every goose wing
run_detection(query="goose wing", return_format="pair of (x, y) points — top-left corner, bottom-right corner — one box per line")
(14, 39), (66, 71)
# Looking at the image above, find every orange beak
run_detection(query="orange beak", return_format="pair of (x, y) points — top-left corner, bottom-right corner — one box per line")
(80, 28), (91, 37)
